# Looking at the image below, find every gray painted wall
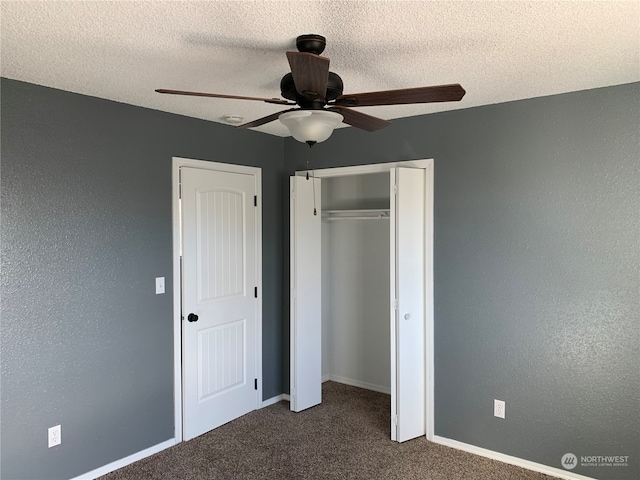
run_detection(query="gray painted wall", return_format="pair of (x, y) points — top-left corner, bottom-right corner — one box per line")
(0, 78), (284, 480)
(2, 77), (637, 480)
(284, 82), (639, 479)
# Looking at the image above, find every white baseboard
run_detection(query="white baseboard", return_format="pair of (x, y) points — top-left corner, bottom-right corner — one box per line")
(283, 393), (291, 401)
(432, 435), (597, 480)
(323, 374), (391, 395)
(70, 438), (176, 480)
(261, 394), (285, 408)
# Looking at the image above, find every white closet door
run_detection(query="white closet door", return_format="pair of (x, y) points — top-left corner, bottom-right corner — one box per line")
(290, 175), (322, 412)
(391, 167), (425, 442)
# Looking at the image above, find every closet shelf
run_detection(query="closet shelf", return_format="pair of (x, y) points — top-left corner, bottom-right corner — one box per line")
(322, 209), (391, 221)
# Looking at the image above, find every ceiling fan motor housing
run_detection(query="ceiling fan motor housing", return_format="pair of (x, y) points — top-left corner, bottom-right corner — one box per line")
(280, 72), (344, 108)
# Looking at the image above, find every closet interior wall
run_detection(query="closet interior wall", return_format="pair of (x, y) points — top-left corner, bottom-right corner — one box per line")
(321, 173), (391, 394)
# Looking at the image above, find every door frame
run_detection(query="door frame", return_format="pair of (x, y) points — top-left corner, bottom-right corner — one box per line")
(292, 159), (435, 441)
(172, 157), (262, 443)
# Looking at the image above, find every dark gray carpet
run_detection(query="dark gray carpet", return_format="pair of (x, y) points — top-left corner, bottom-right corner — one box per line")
(101, 382), (551, 479)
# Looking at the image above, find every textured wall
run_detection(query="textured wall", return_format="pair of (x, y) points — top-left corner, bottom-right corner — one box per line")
(0, 78), (283, 480)
(284, 82), (640, 479)
(3, 77), (637, 480)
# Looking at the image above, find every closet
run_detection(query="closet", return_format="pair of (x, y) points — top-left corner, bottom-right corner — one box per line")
(290, 160), (433, 442)
(321, 173), (391, 395)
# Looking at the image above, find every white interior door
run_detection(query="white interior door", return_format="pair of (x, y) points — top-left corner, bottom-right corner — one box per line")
(391, 167), (426, 442)
(290, 175), (322, 412)
(181, 167), (258, 440)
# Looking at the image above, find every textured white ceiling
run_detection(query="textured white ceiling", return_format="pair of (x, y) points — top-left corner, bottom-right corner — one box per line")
(1, 1), (639, 137)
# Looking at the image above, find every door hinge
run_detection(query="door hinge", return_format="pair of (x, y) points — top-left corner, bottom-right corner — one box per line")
(393, 299), (398, 310)
(393, 184), (397, 195)
(254, 379), (258, 390)
(254, 286), (258, 298)
(254, 195), (257, 207)
(393, 415), (398, 425)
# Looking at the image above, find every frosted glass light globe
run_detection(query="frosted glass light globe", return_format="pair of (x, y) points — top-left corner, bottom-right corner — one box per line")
(279, 110), (344, 143)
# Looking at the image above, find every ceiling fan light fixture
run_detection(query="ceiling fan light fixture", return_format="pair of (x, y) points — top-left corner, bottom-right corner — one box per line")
(157, 35), (465, 138)
(279, 110), (343, 143)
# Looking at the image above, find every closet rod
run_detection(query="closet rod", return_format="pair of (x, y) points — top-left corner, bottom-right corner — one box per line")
(323, 216), (390, 221)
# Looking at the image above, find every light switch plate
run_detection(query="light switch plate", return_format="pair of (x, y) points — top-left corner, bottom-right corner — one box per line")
(155, 277), (165, 294)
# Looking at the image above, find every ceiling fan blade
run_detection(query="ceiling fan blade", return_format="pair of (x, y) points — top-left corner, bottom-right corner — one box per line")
(286, 52), (330, 99)
(155, 89), (293, 105)
(328, 107), (391, 132)
(236, 109), (298, 129)
(334, 84), (466, 107)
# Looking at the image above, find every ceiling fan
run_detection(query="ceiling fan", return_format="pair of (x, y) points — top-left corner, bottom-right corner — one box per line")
(156, 34), (466, 144)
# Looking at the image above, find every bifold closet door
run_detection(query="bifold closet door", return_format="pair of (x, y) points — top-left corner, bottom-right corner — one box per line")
(391, 167), (426, 442)
(290, 175), (322, 412)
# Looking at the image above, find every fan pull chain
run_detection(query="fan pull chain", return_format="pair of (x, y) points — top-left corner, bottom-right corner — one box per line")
(306, 141), (318, 215)
(312, 166), (317, 216)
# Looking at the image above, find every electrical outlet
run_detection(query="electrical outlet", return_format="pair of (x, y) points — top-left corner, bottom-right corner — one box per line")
(494, 399), (505, 419)
(48, 425), (61, 448)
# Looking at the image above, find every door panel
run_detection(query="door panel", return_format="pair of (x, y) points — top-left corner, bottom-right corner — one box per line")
(197, 189), (245, 300)
(197, 319), (245, 399)
(391, 167), (426, 442)
(290, 175), (322, 412)
(182, 167), (257, 440)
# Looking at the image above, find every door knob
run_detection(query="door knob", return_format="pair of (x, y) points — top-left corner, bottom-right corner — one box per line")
(187, 313), (199, 322)
(404, 313), (411, 320)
